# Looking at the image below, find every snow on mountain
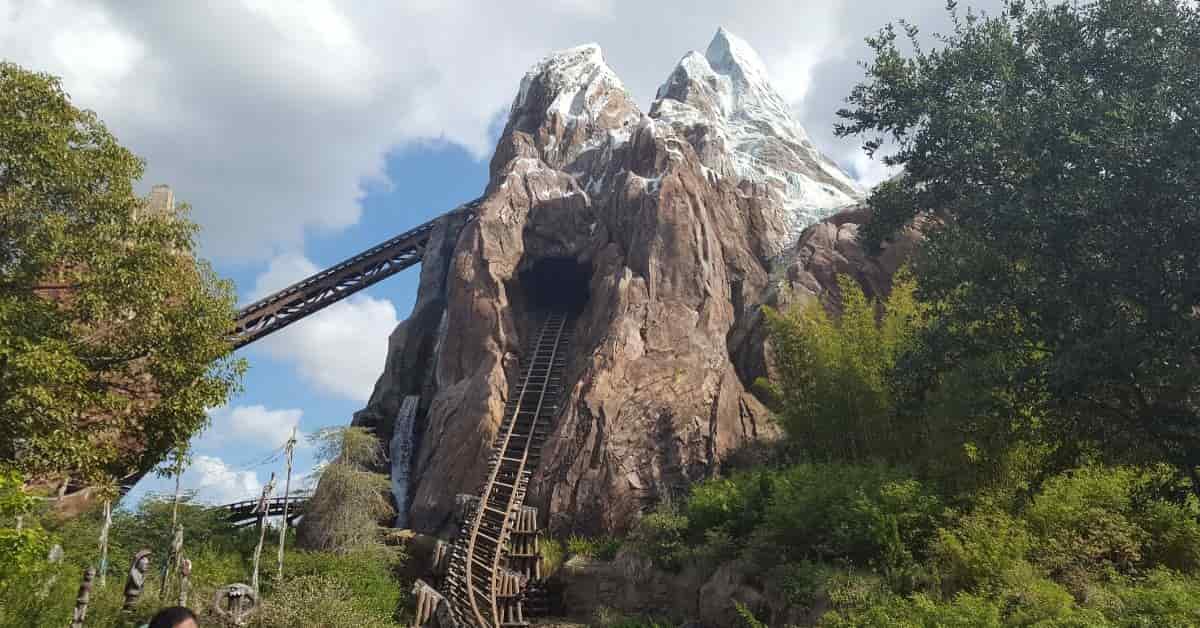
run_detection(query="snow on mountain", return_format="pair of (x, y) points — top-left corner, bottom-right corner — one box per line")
(653, 28), (864, 251)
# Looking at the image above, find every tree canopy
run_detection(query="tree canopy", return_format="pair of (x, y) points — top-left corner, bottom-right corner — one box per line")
(836, 0), (1200, 483)
(0, 62), (243, 486)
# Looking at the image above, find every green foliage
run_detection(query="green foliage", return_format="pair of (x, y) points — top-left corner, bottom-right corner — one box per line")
(760, 272), (927, 463)
(628, 506), (690, 572)
(0, 470), (51, 585)
(836, 0), (1200, 485)
(754, 464), (942, 576)
(932, 509), (1031, 594)
(1025, 466), (1148, 584)
(685, 469), (773, 544)
(539, 536), (565, 576)
(0, 496), (413, 627)
(257, 574), (396, 627)
(821, 591), (1005, 628)
(593, 607), (676, 628)
(1021, 465), (1200, 592)
(1100, 569), (1200, 627)
(565, 534), (620, 561)
(734, 601), (768, 628)
(0, 62), (243, 484)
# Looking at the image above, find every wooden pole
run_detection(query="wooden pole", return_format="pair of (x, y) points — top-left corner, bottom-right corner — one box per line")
(276, 427), (297, 580)
(159, 525), (183, 598)
(169, 446), (185, 532)
(97, 500), (111, 588)
(250, 473), (276, 594)
(70, 567), (95, 628)
(178, 558), (192, 607)
(160, 445), (186, 596)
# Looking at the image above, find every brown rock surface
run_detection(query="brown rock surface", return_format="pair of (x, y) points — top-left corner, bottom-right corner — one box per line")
(320, 32), (918, 540)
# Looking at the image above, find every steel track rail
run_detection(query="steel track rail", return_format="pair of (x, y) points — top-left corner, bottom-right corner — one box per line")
(229, 202), (477, 349)
(446, 312), (570, 627)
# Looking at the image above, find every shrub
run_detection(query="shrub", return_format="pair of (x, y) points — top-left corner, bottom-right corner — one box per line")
(1025, 466), (1148, 584)
(256, 574), (395, 627)
(820, 591), (1004, 628)
(565, 535), (621, 561)
(759, 272), (927, 464)
(932, 509), (1032, 594)
(999, 567), (1108, 627)
(755, 464), (942, 572)
(685, 470), (773, 545)
(1137, 499), (1200, 574)
(628, 507), (689, 572)
(540, 537), (565, 576)
(772, 561), (838, 610)
(1096, 569), (1200, 628)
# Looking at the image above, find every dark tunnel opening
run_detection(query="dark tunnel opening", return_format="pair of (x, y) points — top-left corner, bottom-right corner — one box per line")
(520, 257), (591, 315)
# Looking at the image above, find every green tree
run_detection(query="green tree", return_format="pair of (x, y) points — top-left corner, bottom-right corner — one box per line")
(0, 469), (50, 585)
(0, 62), (243, 486)
(759, 272), (927, 463)
(836, 0), (1200, 486)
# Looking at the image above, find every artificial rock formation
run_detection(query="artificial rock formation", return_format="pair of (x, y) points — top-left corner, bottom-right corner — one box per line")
(336, 29), (914, 538)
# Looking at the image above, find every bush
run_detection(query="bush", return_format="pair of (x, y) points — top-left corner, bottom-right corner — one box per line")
(565, 535), (621, 561)
(256, 574), (395, 627)
(771, 561), (838, 610)
(685, 470), (773, 545)
(1138, 499), (1200, 574)
(540, 537), (564, 576)
(754, 464), (942, 573)
(1101, 569), (1200, 627)
(628, 507), (690, 571)
(932, 509), (1032, 594)
(1021, 465), (1200, 588)
(820, 591), (1004, 628)
(759, 273), (927, 465)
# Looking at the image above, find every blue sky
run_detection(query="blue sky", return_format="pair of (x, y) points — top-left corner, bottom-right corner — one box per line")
(129, 142), (492, 505)
(1, 0), (991, 507)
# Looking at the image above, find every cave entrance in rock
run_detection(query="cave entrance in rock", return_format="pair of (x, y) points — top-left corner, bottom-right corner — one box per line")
(519, 257), (591, 315)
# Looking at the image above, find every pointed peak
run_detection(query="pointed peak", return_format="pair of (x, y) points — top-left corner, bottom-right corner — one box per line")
(511, 41), (629, 120)
(705, 27), (770, 85)
(530, 43), (610, 78)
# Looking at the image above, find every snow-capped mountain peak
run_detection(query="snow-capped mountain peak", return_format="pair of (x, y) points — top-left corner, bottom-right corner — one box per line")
(653, 28), (864, 253)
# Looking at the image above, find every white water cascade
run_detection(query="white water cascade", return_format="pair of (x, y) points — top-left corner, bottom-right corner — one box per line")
(390, 395), (420, 529)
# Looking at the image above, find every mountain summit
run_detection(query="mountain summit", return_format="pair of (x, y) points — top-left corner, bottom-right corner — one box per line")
(654, 29), (864, 252)
(321, 30), (907, 538)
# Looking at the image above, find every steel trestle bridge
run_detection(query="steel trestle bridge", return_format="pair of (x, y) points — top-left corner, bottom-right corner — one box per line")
(230, 202), (476, 349)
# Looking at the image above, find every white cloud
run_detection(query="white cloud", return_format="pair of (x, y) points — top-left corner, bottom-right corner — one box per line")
(185, 455), (261, 504)
(249, 253), (399, 402)
(204, 404), (307, 452)
(0, 0), (1001, 262)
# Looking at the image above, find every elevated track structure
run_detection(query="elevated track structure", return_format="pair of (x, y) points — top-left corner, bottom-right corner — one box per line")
(219, 492), (311, 527)
(443, 311), (572, 627)
(230, 202), (477, 349)
(226, 199), (572, 626)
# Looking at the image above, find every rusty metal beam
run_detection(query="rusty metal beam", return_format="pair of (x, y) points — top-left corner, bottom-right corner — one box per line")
(231, 204), (475, 349)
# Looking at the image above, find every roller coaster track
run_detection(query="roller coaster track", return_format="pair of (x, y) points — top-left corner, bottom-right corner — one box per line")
(229, 202), (477, 349)
(218, 492), (311, 527)
(443, 311), (571, 627)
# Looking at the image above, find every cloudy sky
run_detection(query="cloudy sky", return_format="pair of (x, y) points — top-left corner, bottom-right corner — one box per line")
(1, 0), (999, 506)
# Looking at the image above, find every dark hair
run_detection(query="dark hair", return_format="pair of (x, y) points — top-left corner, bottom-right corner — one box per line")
(148, 606), (197, 628)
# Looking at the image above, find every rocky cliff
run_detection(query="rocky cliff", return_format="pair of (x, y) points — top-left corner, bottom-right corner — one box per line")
(339, 30), (914, 537)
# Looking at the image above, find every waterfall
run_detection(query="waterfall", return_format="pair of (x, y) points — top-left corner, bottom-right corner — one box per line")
(390, 395), (420, 529)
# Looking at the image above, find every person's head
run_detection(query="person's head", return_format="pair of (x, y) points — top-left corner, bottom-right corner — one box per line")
(148, 606), (198, 628)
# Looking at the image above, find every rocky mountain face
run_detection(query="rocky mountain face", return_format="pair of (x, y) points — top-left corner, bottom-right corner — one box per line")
(337, 30), (911, 537)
